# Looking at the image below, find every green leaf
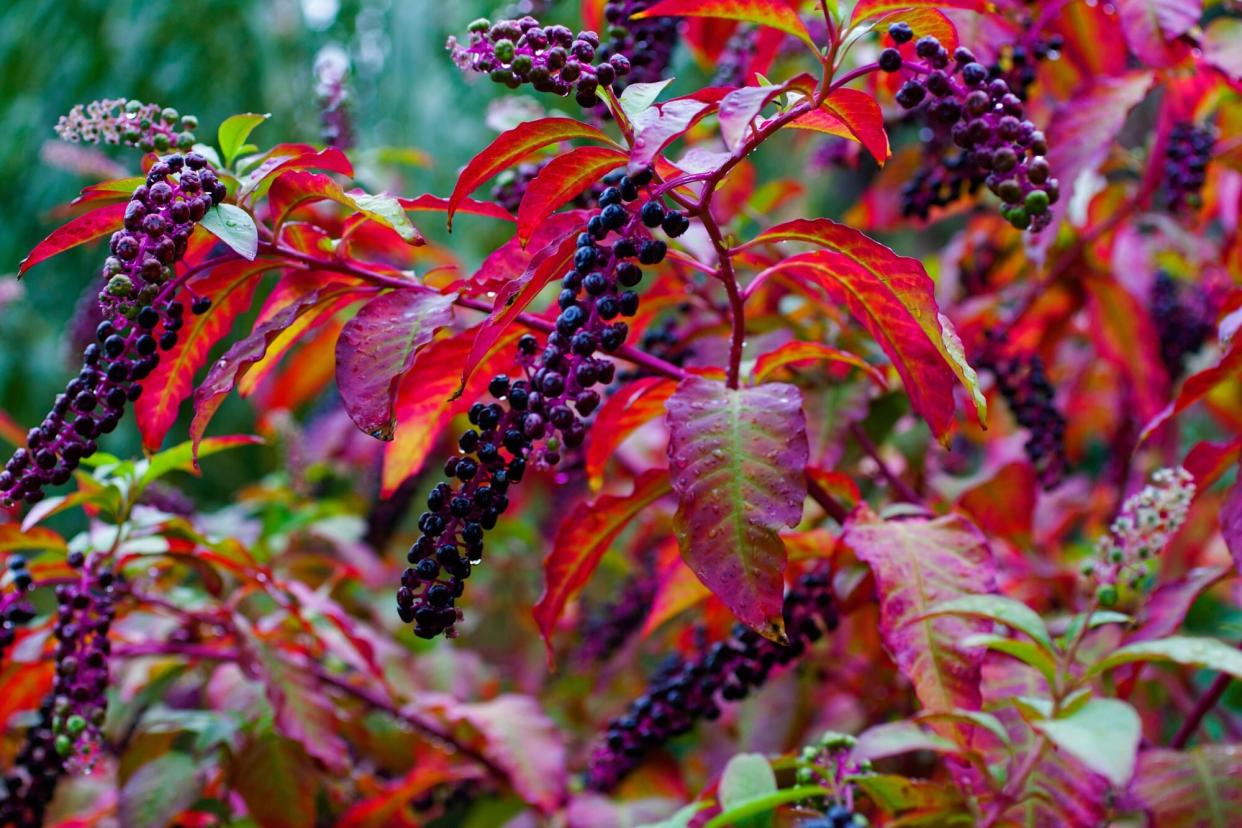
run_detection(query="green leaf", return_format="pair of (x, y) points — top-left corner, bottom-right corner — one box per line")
(960, 633), (1058, 686)
(218, 113), (270, 168)
(1087, 636), (1242, 679)
(119, 752), (202, 828)
(136, 435), (263, 489)
(200, 204), (259, 261)
(1033, 698), (1141, 786)
(619, 79), (674, 121)
(703, 786), (835, 828)
(852, 774), (965, 815)
(919, 595), (1055, 654)
(855, 720), (960, 761)
(914, 709), (1012, 748)
(719, 753), (778, 828)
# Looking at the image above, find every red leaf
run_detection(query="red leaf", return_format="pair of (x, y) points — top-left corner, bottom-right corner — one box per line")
(1115, 0), (1200, 67)
(1183, 439), (1242, 494)
(844, 509), (997, 713)
(190, 288), (330, 462)
(424, 695), (567, 813)
(819, 88), (890, 165)
(456, 231), (580, 398)
(532, 470), (672, 658)
(1141, 340), (1242, 440)
(268, 170), (423, 244)
(516, 147), (628, 247)
(787, 108), (855, 144)
(850, 0), (985, 25)
(334, 289), (456, 440)
(399, 193), (515, 223)
(18, 203), (126, 275)
(752, 340), (887, 387)
(630, 98), (714, 167)
(634, 0), (817, 52)
(338, 754), (472, 828)
(746, 219), (986, 442)
(585, 377), (678, 491)
(446, 118), (616, 230)
(956, 461), (1036, 546)
(641, 537), (713, 638)
(229, 731), (319, 828)
(134, 259), (274, 452)
(1085, 276), (1169, 424)
(666, 377), (808, 641)
(237, 144), (353, 199)
(471, 210), (592, 295)
(381, 327), (522, 496)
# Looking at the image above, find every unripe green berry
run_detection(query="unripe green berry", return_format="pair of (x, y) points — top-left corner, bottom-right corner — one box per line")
(512, 54), (533, 75)
(66, 714), (87, 736)
(1008, 207), (1031, 229)
(494, 39), (516, 63)
(161, 107), (179, 124)
(125, 99), (142, 114)
(55, 734), (73, 756)
(177, 131), (196, 149)
(1097, 584), (1119, 607)
(180, 114), (198, 130)
(468, 17), (491, 34)
(1024, 189), (1049, 215)
(153, 133), (170, 151)
(106, 275), (134, 298)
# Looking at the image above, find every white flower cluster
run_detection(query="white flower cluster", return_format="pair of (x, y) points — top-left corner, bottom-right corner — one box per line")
(1084, 467), (1195, 596)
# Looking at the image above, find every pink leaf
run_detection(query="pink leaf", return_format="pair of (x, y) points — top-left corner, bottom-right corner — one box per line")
(718, 85), (787, 151)
(851, 0), (985, 25)
(334, 289), (456, 440)
(1141, 340), (1242, 440)
(1115, 0), (1200, 67)
(844, 510), (997, 712)
(631, 98), (714, 167)
(532, 470), (672, 658)
(399, 193), (516, 223)
(666, 377), (808, 641)
(18, 202), (126, 275)
(424, 695), (567, 813)
(1126, 746), (1242, 824)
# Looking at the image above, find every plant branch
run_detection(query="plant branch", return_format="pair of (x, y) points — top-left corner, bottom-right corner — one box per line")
(1170, 643), (1241, 748)
(849, 423), (921, 504)
(806, 477), (850, 524)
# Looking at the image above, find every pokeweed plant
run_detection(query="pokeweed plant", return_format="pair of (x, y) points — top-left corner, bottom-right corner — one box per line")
(1, 1), (1241, 827)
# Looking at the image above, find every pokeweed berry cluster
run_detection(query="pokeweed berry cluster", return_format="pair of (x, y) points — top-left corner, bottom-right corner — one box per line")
(0, 556), (38, 663)
(314, 46), (354, 150)
(1081, 467), (1194, 604)
(978, 340), (1068, 491)
(398, 167), (690, 639)
(882, 24), (1057, 231)
(1151, 271), (1216, 378)
(449, 15), (634, 108)
(598, 0), (679, 92)
(796, 732), (872, 828)
(577, 560), (658, 664)
(712, 25), (758, 87)
(583, 566), (838, 791)
(0, 553), (120, 827)
(0, 151), (223, 507)
(54, 98), (198, 154)
(1164, 122), (1214, 214)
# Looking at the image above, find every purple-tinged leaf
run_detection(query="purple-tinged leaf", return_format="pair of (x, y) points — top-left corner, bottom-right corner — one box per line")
(718, 85), (786, 152)
(229, 730), (319, 828)
(1115, 0), (1200, 66)
(631, 99), (713, 167)
(1126, 745), (1242, 826)
(1131, 567), (1230, 646)
(665, 377), (808, 641)
(1224, 479), (1242, 577)
(423, 694), (567, 813)
(119, 752), (201, 828)
(18, 202), (126, 275)
(334, 289), (456, 440)
(844, 510), (997, 713)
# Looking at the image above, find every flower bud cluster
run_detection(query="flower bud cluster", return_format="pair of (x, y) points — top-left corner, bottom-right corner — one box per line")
(978, 342), (1068, 490)
(449, 16), (634, 108)
(1083, 467), (1194, 603)
(0, 151), (222, 507)
(599, 0), (679, 92)
(796, 732), (872, 828)
(583, 566), (838, 791)
(1164, 122), (1214, 214)
(54, 98), (198, 154)
(398, 168), (690, 640)
(1151, 271), (1216, 378)
(883, 25), (1057, 231)
(314, 46), (354, 150)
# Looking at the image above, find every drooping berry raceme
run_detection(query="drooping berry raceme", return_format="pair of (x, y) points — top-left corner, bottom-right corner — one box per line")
(1151, 271), (1216, 378)
(314, 44), (354, 150)
(491, 157), (606, 215)
(54, 98), (198, 154)
(0, 151), (224, 507)
(577, 555), (659, 664)
(449, 15), (634, 108)
(398, 168), (691, 640)
(1082, 467), (1194, 605)
(598, 0), (679, 93)
(977, 339), (1068, 491)
(583, 566), (838, 791)
(882, 26), (1058, 231)
(0, 556), (38, 663)
(711, 24), (757, 87)
(1164, 121), (1214, 214)
(0, 554), (120, 827)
